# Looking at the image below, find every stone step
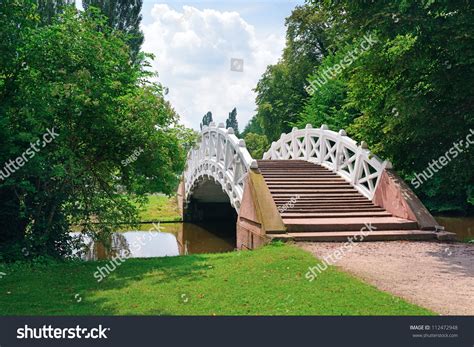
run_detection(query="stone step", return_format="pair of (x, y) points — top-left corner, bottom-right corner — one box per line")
(272, 193), (365, 199)
(259, 167), (333, 173)
(272, 196), (370, 200)
(258, 161), (322, 167)
(276, 201), (379, 207)
(264, 179), (347, 183)
(266, 180), (350, 185)
(281, 207), (385, 213)
(281, 211), (392, 218)
(260, 169), (335, 173)
(262, 173), (338, 177)
(270, 230), (438, 242)
(268, 185), (353, 190)
(282, 217), (419, 232)
(256, 159), (433, 243)
(278, 206), (379, 211)
(273, 199), (374, 204)
(270, 189), (359, 194)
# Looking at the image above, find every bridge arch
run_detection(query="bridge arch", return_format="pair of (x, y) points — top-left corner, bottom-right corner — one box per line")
(181, 123), (446, 248)
(184, 122), (257, 215)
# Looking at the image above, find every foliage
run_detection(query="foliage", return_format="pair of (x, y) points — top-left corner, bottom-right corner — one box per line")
(295, 43), (362, 131)
(244, 133), (269, 160)
(311, 0), (474, 213)
(34, 0), (74, 25)
(200, 111), (213, 130)
(257, 0), (474, 214)
(0, 4), (188, 260)
(225, 107), (239, 136)
(241, 115), (264, 137)
(0, 244), (433, 315)
(82, 0), (144, 64)
(253, 3), (329, 142)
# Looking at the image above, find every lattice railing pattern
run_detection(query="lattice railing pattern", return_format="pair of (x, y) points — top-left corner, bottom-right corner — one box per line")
(262, 124), (392, 199)
(184, 123), (256, 211)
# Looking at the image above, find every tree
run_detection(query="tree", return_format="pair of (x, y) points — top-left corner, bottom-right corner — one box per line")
(34, 0), (75, 25)
(226, 108), (239, 136)
(244, 133), (269, 160)
(253, 3), (329, 142)
(300, 0), (474, 213)
(0, 4), (187, 260)
(241, 115), (264, 137)
(82, 0), (144, 63)
(200, 111), (213, 130)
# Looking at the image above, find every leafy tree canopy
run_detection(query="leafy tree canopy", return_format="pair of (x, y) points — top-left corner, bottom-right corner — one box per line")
(83, 0), (144, 63)
(0, 3), (188, 260)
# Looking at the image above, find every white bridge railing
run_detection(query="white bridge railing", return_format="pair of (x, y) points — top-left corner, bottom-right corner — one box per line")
(184, 122), (256, 211)
(184, 123), (391, 212)
(263, 124), (391, 199)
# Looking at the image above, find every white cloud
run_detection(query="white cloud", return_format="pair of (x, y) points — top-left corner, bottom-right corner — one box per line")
(142, 4), (285, 131)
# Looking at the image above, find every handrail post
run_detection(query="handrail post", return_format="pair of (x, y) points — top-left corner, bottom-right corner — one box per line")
(319, 124), (328, 165)
(291, 127), (298, 159)
(304, 124), (312, 161)
(280, 133), (287, 159)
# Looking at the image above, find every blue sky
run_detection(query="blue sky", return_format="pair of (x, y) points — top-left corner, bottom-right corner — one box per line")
(139, 0), (304, 130)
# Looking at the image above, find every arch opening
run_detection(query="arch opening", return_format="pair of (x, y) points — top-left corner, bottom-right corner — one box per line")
(184, 176), (237, 224)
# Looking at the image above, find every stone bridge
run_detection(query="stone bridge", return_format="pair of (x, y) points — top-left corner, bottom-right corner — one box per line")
(178, 123), (454, 250)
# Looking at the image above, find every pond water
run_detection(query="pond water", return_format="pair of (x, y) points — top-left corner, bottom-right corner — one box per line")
(73, 217), (473, 261)
(435, 216), (474, 241)
(73, 222), (235, 261)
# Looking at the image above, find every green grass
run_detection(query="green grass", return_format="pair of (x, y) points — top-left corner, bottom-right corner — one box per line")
(0, 244), (433, 315)
(136, 194), (181, 222)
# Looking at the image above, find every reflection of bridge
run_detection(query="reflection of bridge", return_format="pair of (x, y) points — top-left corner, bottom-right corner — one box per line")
(179, 123), (455, 249)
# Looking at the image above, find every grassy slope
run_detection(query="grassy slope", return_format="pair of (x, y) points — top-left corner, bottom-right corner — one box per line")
(0, 244), (432, 315)
(136, 195), (181, 222)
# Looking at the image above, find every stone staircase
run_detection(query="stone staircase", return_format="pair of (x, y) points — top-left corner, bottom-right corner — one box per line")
(257, 160), (438, 242)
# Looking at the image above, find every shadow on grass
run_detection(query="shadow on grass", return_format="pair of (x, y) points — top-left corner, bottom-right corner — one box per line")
(0, 254), (224, 316)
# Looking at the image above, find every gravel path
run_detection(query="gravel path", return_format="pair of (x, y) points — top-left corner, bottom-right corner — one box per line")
(298, 241), (474, 315)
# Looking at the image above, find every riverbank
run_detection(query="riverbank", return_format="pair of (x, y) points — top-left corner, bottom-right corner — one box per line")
(0, 243), (432, 315)
(136, 194), (181, 222)
(299, 241), (474, 315)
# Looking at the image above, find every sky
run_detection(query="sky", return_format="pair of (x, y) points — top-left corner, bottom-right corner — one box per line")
(139, 0), (304, 130)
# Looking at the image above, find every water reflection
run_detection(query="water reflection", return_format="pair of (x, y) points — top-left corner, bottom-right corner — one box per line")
(74, 222), (235, 261)
(436, 216), (474, 241)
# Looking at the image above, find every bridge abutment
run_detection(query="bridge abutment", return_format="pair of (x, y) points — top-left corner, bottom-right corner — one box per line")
(236, 169), (286, 250)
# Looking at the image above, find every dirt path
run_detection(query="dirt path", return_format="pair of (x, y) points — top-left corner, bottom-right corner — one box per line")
(298, 241), (474, 315)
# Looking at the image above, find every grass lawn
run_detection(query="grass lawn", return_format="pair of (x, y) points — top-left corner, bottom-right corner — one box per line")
(136, 194), (181, 222)
(0, 243), (433, 315)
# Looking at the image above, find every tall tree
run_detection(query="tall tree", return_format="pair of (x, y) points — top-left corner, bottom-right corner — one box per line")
(241, 115), (264, 137)
(253, 3), (329, 141)
(82, 0), (144, 63)
(226, 108), (239, 136)
(0, 4), (187, 260)
(34, 0), (74, 25)
(300, 0), (474, 213)
(200, 111), (213, 129)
